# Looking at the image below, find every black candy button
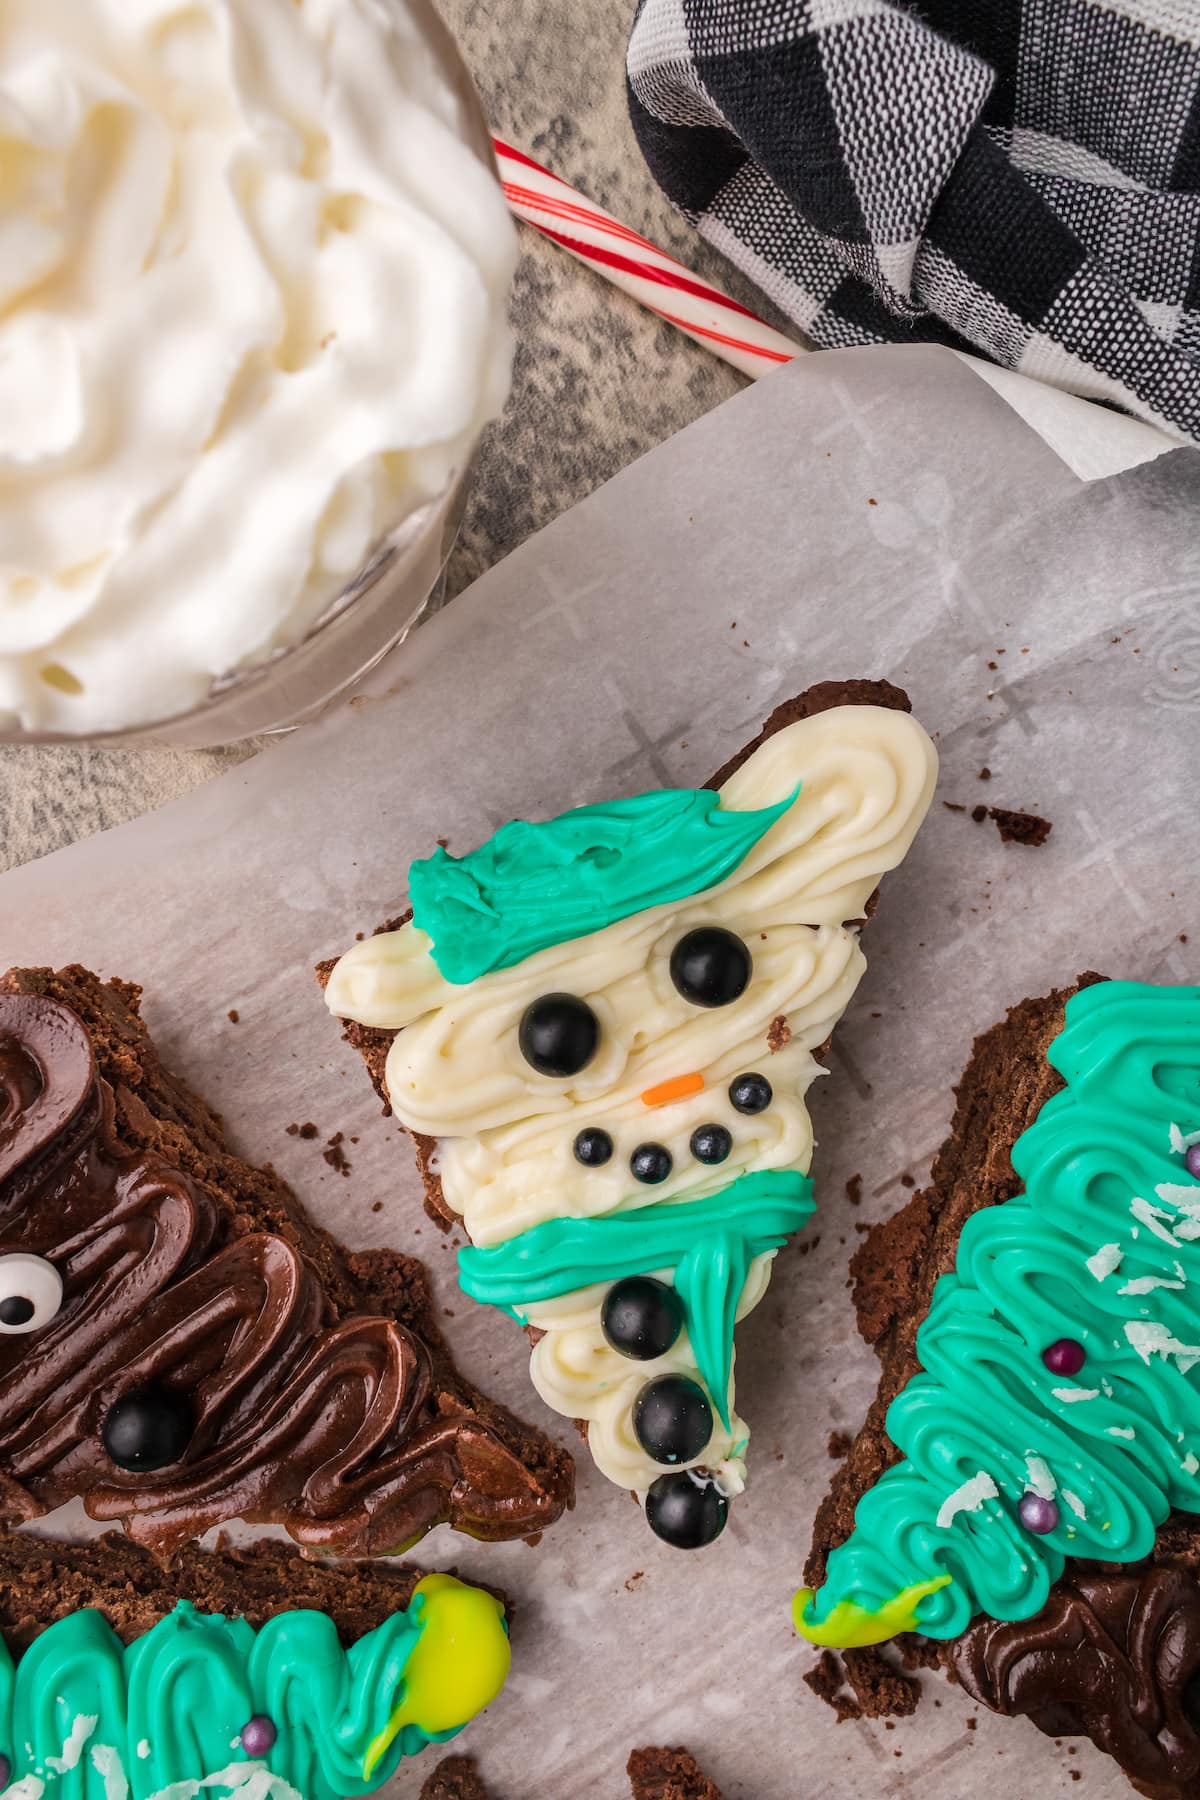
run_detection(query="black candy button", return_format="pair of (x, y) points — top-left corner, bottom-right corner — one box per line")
(630, 1142), (672, 1184)
(573, 1127), (613, 1167)
(690, 1123), (732, 1165)
(729, 1072), (772, 1114)
(102, 1387), (193, 1472)
(518, 993), (599, 1078)
(645, 1468), (728, 1549)
(633, 1373), (713, 1464)
(670, 927), (752, 1008)
(602, 1276), (684, 1360)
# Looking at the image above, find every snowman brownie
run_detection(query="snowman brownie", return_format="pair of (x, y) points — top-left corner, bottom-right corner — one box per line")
(325, 687), (937, 1547)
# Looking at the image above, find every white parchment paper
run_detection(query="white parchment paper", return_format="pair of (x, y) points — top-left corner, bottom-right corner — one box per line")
(2, 344), (1199, 1799)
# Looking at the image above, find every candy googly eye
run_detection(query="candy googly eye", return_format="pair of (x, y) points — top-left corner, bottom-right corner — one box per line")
(0, 1253), (62, 1333)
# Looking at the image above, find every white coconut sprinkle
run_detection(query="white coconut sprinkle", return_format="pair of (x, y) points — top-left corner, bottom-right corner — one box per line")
(1184, 1452), (1200, 1475)
(1170, 1124), (1200, 1154)
(1086, 1243), (1123, 1282)
(1024, 1455), (1056, 1498)
(46, 1717), (97, 1776)
(89, 1743), (128, 1800)
(1130, 1196), (1179, 1244)
(1157, 1182), (1200, 1211)
(1125, 1320), (1200, 1372)
(1052, 1386), (1099, 1402)
(936, 1472), (998, 1529)
(1107, 1426), (1135, 1438)
(1120, 1264), (1186, 1294)
(138, 1744), (151, 1762)
(1061, 1489), (1088, 1519)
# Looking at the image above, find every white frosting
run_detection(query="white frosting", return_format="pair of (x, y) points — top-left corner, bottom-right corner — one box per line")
(0, 0), (515, 732)
(328, 705), (938, 1493)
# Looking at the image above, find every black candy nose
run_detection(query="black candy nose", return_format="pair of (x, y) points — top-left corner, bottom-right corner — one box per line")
(102, 1386), (193, 1472)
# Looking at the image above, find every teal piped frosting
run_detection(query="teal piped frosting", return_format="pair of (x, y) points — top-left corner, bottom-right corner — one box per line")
(796, 980), (1200, 1647)
(409, 785), (798, 984)
(458, 1170), (814, 1427)
(0, 1597), (463, 1800)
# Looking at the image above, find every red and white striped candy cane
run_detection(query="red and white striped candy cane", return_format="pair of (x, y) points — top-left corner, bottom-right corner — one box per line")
(493, 137), (800, 381)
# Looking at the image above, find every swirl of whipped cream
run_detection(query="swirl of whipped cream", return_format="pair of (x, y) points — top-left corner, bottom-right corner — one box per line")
(0, 0), (515, 732)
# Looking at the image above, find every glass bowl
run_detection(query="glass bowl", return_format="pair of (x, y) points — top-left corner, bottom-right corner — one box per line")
(2, 0), (498, 751)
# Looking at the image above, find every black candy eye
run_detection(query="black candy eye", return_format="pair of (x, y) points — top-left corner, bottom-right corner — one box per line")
(690, 1124), (732, 1165)
(670, 927), (752, 1008)
(0, 1253), (62, 1335)
(631, 1143), (672, 1184)
(102, 1386), (193, 1472)
(633, 1374), (713, 1464)
(729, 1072), (772, 1114)
(518, 993), (599, 1078)
(573, 1128), (613, 1167)
(645, 1468), (728, 1549)
(602, 1276), (683, 1360)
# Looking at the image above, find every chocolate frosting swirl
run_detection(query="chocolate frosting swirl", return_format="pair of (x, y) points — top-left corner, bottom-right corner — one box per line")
(951, 1561), (1200, 1796)
(0, 993), (561, 1556)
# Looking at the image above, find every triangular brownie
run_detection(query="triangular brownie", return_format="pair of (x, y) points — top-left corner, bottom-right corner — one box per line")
(0, 965), (572, 1556)
(795, 976), (1200, 1797)
(322, 680), (936, 1546)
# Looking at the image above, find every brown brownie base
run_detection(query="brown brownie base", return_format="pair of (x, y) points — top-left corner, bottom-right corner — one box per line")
(317, 676), (914, 1232)
(0, 1527), (461, 1655)
(419, 1754), (494, 1800)
(0, 964), (573, 1540)
(626, 1745), (722, 1799)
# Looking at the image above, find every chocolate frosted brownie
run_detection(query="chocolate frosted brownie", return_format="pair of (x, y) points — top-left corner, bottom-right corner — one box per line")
(627, 1745), (722, 1798)
(0, 965), (572, 1556)
(795, 976), (1200, 1799)
(322, 680), (937, 1547)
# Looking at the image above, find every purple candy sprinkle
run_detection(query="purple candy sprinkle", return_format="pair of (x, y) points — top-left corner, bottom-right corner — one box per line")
(1018, 1491), (1060, 1535)
(240, 1717), (277, 1759)
(1187, 1144), (1200, 1179)
(1041, 1337), (1085, 1376)
(0, 1753), (10, 1791)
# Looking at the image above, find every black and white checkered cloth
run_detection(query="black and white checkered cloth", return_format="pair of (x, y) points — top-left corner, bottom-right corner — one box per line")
(627, 0), (1200, 443)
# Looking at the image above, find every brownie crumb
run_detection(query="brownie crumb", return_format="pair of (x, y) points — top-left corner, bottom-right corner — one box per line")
(323, 1130), (351, 1177)
(897, 1635), (941, 1671)
(227, 1009), (239, 1024)
(899, 1172), (915, 1189)
(843, 1646), (920, 1718)
(767, 1014), (792, 1053)
(943, 801), (966, 813)
(971, 804), (989, 823)
(989, 806), (1052, 847)
(625, 1570), (645, 1592)
(827, 1430), (851, 1460)
(966, 1716), (977, 1730)
(804, 1650), (862, 1722)
(979, 766), (991, 780)
(846, 1174), (863, 1207)
(371, 1200), (383, 1214)
(298, 1122), (319, 1140)
(627, 1745), (722, 1799)
(419, 1754), (492, 1800)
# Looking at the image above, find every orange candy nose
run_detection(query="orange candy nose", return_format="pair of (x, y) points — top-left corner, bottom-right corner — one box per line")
(640, 1071), (704, 1108)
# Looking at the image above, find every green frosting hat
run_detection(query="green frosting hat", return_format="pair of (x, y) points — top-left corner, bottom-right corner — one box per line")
(408, 784), (798, 985)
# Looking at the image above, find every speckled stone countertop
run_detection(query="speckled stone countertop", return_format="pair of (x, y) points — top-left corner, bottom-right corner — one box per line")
(0, 0), (796, 875)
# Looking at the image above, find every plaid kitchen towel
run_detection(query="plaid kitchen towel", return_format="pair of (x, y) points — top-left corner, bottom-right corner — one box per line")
(627, 0), (1200, 443)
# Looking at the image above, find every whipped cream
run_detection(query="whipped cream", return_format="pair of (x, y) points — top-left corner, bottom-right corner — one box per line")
(0, 0), (516, 733)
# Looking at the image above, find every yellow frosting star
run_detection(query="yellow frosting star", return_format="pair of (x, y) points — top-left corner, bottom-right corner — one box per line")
(791, 1574), (952, 1647)
(363, 1574), (511, 1776)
